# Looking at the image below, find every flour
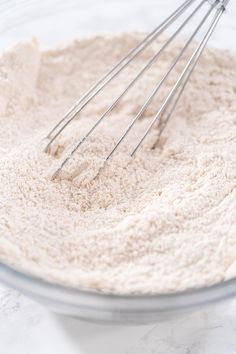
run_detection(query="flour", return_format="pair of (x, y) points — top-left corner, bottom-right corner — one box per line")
(0, 33), (236, 294)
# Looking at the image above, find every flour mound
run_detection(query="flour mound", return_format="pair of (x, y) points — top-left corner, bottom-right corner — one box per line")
(0, 34), (236, 294)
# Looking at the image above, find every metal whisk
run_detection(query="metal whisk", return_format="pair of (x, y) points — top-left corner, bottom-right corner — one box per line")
(45, 0), (229, 180)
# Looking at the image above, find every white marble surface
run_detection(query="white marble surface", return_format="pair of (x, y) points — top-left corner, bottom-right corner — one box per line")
(1, 1), (236, 353)
(0, 0), (236, 51)
(2, 282), (236, 354)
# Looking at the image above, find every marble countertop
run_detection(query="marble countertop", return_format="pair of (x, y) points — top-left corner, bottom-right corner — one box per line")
(1, 1), (236, 353)
(2, 283), (236, 354)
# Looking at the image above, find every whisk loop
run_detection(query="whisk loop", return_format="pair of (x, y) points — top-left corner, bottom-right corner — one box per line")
(45, 0), (229, 180)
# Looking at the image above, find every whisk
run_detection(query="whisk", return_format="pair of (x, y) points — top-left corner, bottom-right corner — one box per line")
(45, 0), (229, 180)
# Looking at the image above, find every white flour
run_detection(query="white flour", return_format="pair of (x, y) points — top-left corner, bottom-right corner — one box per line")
(0, 33), (236, 294)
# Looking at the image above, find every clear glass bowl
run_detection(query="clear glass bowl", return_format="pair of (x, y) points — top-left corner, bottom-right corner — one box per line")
(0, 0), (236, 324)
(1, 262), (236, 324)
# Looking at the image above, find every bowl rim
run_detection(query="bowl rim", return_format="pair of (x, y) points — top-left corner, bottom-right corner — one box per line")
(1, 261), (236, 314)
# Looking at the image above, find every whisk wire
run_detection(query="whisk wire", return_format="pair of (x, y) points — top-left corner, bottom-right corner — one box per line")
(151, 41), (206, 150)
(45, 0), (197, 152)
(54, 0), (206, 168)
(106, 0), (217, 160)
(48, 0), (229, 179)
(152, 1), (229, 148)
(131, 1), (226, 156)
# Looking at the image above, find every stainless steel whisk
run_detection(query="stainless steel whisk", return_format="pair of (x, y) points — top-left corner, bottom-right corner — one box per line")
(45, 0), (229, 179)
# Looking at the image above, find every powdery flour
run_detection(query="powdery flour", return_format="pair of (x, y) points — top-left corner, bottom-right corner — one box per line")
(0, 33), (236, 294)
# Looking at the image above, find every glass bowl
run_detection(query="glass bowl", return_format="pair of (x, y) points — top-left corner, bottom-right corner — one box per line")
(1, 262), (236, 324)
(0, 0), (236, 324)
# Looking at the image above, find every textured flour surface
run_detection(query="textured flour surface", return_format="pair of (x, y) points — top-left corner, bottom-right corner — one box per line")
(0, 33), (236, 294)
